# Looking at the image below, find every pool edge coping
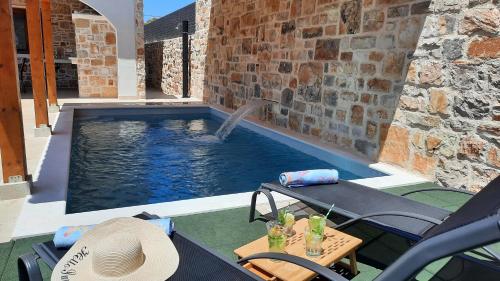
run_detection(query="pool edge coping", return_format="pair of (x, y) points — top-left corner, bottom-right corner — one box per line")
(13, 104), (429, 239)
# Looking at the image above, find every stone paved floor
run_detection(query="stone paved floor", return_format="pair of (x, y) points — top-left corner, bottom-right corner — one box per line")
(0, 184), (476, 281)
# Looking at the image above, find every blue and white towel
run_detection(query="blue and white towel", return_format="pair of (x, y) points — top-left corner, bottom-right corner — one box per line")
(53, 218), (174, 248)
(279, 169), (339, 188)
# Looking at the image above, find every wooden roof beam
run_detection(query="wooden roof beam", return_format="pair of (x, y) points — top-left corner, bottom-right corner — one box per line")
(26, 0), (51, 137)
(0, 0), (30, 193)
(41, 0), (59, 112)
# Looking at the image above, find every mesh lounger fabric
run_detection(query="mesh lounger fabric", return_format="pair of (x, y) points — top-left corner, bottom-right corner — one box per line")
(428, 255), (500, 281)
(28, 212), (260, 281)
(169, 232), (259, 281)
(423, 175), (500, 240)
(36, 232), (259, 281)
(262, 181), (451, 238)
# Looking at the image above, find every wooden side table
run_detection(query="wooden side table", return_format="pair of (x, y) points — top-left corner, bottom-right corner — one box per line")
(235, 218), (363, 281)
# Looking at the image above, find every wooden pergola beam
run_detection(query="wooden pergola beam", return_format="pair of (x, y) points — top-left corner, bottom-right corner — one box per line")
(26, 0), (51, 134)
(0, 0), (29, 183)
(41, 0), (59, 111)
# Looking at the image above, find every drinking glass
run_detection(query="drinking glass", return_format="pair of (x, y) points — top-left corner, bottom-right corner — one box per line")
(278, 209), (296, 236)
(266, 221), (287, 254)
(305, 226), (323, 257)
(308, 214), (326, 237)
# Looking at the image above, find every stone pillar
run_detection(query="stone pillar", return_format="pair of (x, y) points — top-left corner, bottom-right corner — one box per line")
(191, 0), (212, 100)
(136, 0), (146, 98)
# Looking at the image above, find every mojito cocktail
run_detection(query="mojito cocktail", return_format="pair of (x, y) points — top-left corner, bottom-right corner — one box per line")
(308, 214), (326, 237)
(305, 226), (323, 256)
(266, 221), (287, 253)
(278, 208), (295, 236)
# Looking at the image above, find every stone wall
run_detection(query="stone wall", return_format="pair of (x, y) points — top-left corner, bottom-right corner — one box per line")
(145, 41), (164, 89)
(136, 0), (146, 98)
(145, 37), (186, 95)
(201, 0), (499, 190)
(381, 0), (500, 191)
(72, 14), (118, 98)
(192, 0), (212, 99)
(12, 0), (96, 89)
(144, 0), (211, 98)
(203, 1), (428, 159)
(17, 57), (78, 89)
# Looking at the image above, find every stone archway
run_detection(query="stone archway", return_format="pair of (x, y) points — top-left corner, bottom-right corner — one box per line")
(78, 0), (145, 98)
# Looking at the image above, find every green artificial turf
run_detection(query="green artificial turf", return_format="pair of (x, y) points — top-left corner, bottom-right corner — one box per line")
(0, 182), (478, 281)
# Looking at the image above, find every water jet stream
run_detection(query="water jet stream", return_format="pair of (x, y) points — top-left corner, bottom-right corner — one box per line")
(215, 99), (274, 140)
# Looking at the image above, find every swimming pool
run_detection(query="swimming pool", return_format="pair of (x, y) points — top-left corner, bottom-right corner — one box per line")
(66, 107), (386, 213)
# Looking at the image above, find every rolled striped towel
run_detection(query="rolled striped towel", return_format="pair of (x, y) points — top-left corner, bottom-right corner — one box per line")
(279, 169), (339, 188)
(53, 218), (174, 248)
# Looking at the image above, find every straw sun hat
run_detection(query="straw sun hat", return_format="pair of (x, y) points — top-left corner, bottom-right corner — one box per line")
(51, 217), (179, 281)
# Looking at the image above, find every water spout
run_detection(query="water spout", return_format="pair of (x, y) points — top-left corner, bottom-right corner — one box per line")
(215, 98), (275, 140)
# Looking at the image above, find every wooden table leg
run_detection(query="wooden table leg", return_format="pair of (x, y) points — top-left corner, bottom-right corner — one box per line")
(349, 251), (358, 275)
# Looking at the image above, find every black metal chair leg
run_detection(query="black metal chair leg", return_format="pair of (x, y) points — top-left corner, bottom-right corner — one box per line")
(249, 187), (279, 223)
(18, 253), (43, 281)
(249, 189), (260, 223)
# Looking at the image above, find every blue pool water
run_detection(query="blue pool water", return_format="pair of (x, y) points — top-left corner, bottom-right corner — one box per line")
(67, 112), (378, 213)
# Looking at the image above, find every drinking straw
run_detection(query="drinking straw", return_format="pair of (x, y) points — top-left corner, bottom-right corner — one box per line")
(325, 203), (335, 219)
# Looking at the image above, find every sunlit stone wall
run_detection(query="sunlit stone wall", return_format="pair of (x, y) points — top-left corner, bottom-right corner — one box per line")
(382, 0), (499, 190)
(72, 14), (118, 98)
(144, 0), (211, 98)
(201, 0), (499, 191)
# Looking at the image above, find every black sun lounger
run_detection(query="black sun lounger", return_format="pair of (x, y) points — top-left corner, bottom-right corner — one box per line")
(18, 182), (500, 281)
(374, 175), (500, 280)
(18, 177), (500, 281)
(250, 180), (465, 240)
(248, 176), (500, 280)
(17, 213), (345, 281)
(426, 254), (500, 281)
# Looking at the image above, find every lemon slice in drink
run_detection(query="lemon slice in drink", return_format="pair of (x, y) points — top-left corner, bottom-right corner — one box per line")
(309, 215), (325, 235)
(284, 213), (295, 227)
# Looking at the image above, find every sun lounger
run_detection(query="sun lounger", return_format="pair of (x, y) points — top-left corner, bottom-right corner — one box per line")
(249, 180), (472, 240)
(18, 176), (500, 281)
(18, 198), (500, 281)
(374, 175), (500, 280)
(249, 176), (500, 280)
(425, 254), (500, 281)
(17, 213), (344, 281)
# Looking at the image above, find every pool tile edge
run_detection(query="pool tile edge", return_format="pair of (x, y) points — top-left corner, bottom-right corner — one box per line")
(13, 104), (430, 239)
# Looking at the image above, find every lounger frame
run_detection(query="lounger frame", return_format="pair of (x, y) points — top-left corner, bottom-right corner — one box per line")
(250, 183), (446, 240)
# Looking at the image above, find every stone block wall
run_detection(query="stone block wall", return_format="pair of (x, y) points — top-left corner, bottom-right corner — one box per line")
(145, 41), (164, 89)
(12, 0), (97, 89)
(145, 37), (186, 95)
(144, 0), (211, 98)
(203, 1), (429, 158)
(200, 0), (499, 190)
(382, 0), (500, 191)
(72, 14), (118, 98)
(17, 57), (78, 89)
(51, 0), (97, 59)
(192, 0), (212, 99)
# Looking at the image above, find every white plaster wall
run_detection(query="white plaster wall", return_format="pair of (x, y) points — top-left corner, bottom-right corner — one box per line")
(79, 0), (138, 98)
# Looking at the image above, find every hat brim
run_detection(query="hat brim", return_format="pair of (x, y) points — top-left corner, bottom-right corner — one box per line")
(51, 217), (179, 281)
